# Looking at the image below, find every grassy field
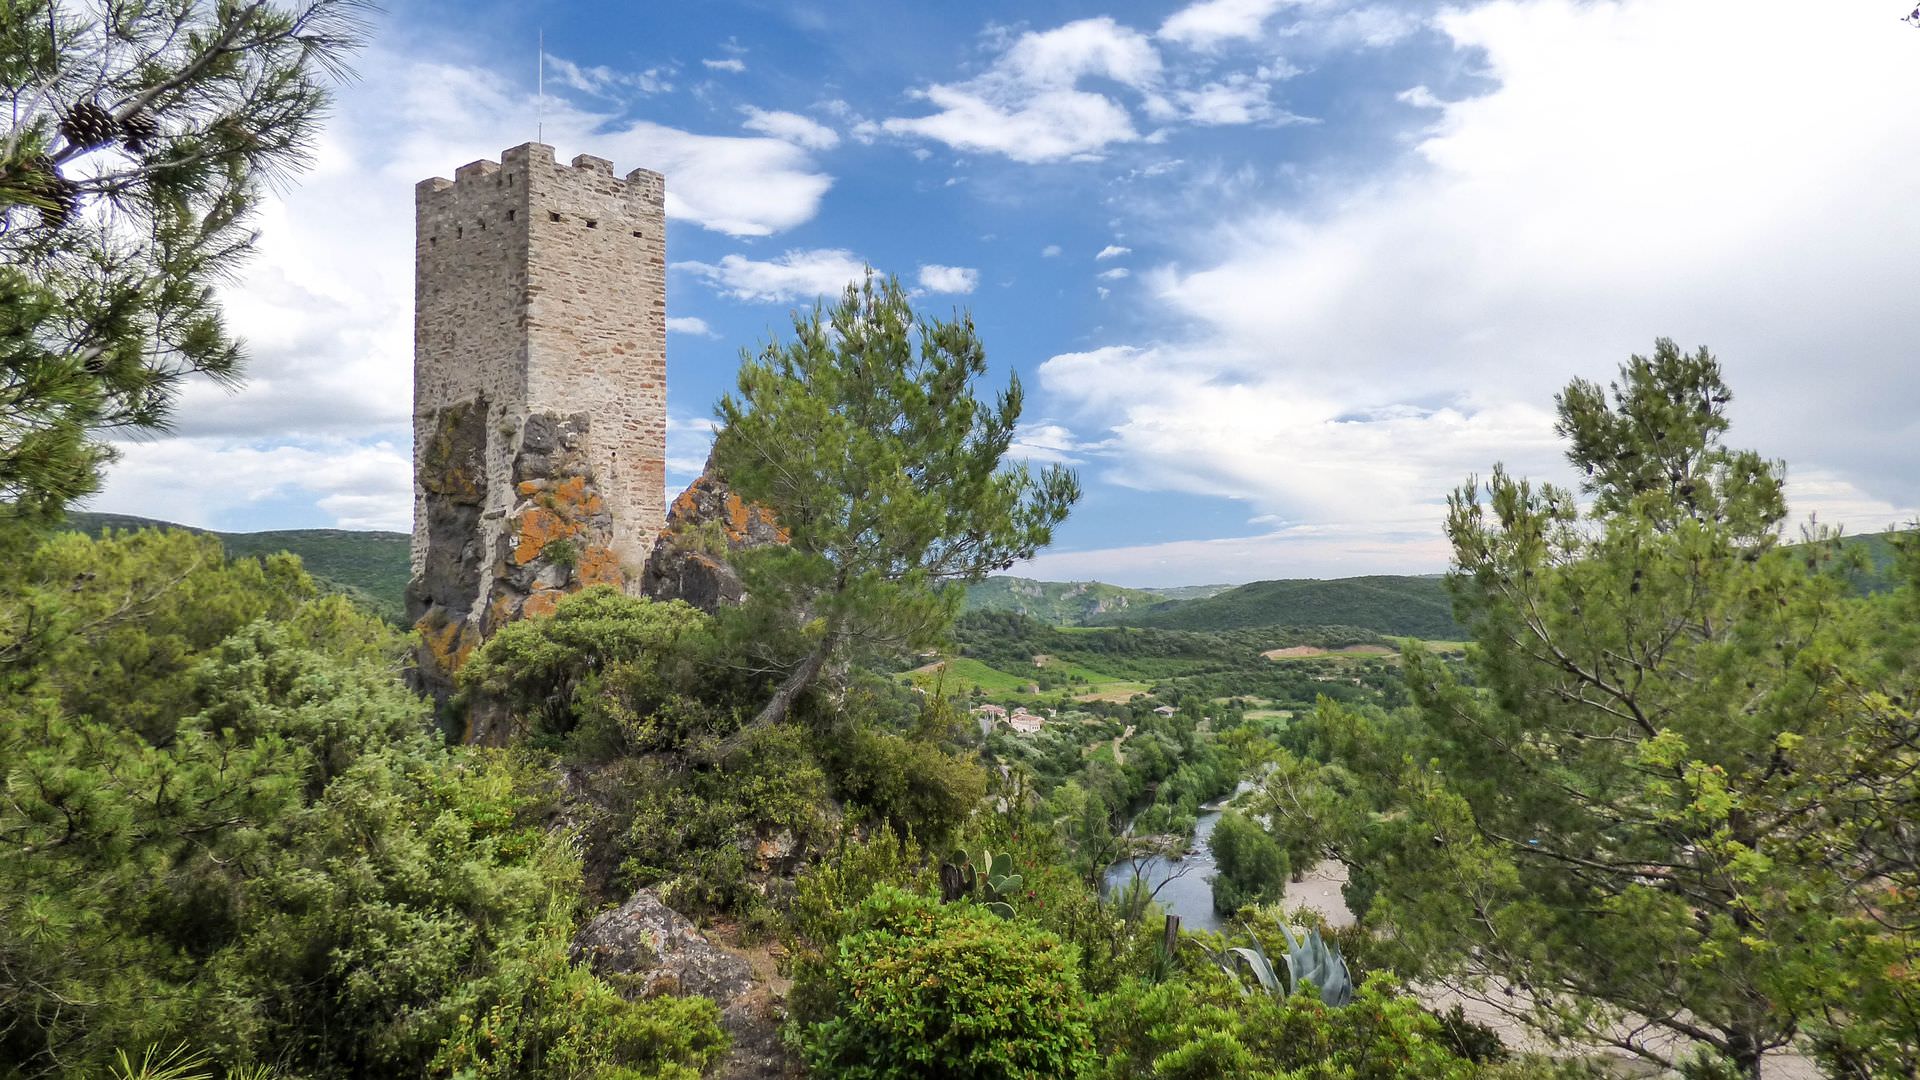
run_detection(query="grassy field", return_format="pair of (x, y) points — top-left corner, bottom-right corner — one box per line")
(906, 654), (1152, 702)
(1262, 639), (1469, 662)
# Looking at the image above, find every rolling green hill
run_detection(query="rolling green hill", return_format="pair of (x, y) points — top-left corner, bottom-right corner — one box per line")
(67, 512), (412, 623)
(1104, 574), (1461, 639)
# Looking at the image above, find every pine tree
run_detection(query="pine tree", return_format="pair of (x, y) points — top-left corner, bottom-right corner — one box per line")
(708, 273), (1079, 749)
(1344, 341), (1918, 1077)
(0, 0), (368, 529)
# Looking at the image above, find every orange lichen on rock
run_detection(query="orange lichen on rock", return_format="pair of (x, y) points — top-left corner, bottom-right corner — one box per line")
(758, 504), (790, 543)
(549, 474), (603, 515)
(417, 610), (477, 678)
(512, 505), (580, 564)
(576, 544), (624, 587)
(522, 589), (564, 620)
(723, 492), (751, 540)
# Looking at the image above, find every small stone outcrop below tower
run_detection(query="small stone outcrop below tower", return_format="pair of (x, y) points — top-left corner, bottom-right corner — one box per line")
(408, 143), (667, 707)
(641, 453), (789, 613)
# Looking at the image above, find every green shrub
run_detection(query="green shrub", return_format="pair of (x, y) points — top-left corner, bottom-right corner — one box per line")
(794, 886), (1095, 1079)
(1090, 972), (1487, 1080)
(1208, 811), (1288, 917)
(790, 823), (934, 947)
(620, 724), (833, 916)
(0, 531), (720, 1079)
(457, 587), (719, 754)
(829, 722), (987, 847)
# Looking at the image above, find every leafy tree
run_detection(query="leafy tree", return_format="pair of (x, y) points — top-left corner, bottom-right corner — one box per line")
(1245, 748), (1365, 884)
(710, 273), (1079, 746)
(1349, 341), (1919, 1076)
(0, 0), (366, 525)
(1208, 810), (1288, 917)
(0, 527), (314, 739)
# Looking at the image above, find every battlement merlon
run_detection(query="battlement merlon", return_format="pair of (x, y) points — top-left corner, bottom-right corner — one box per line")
(414, 143), (665, 213)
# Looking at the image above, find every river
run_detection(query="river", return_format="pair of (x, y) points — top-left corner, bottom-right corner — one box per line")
(1101, 804), (1230, 933)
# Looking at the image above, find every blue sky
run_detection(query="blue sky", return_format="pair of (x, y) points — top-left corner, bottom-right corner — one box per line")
(90, 0), (1920, 586)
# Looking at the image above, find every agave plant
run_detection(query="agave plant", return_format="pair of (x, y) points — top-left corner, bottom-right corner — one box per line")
(939, 847), (1023, 917)
(1195, 920), (1354, 1007)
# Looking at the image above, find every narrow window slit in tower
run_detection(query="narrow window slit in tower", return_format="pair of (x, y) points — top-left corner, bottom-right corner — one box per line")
(632, 230), (643, 238)
(585, 219), (598, 229)
(456, 225), (463, 238)
(506, 209), (515, 221)
(549, 211), (562, 223)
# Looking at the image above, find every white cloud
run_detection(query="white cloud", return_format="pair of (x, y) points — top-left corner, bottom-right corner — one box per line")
(883, 83), (1142, 163)
(1397, 84), (1443, 109)
(1176, 74), (1313, 126)
(91, 438), (413, 532)
(543, 54), (673, 98)
(917, 264), (980, 294)
(1096, 267), (1130, 280)
(703, 57), (746, 73)
(1034, 0), (1920, 577)
(599, 121), (832, 236)
(741, 107), (840, 150)
(1041, 244), (1063, 257)
(676, 248), (870, 302)
(877, 18), (1162, 162)
(1008, 422), (1083, 465)
(666, 316), (717, 337)
(1159, 0), (1294, 49)
(1096, 244), (1131, 259)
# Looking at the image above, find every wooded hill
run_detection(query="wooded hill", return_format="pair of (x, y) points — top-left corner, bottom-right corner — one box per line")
(67, 512), (411, 623)
(958, 576), (1229, 624)
(1099, 574), (1461, 639)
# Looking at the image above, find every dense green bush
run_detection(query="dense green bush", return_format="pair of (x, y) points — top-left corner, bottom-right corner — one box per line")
(1090, 972), (1508, 1080)
(1208, 811), (1289, 917)
(620, 723), (835, 915)
(0, 530), (726, 1078)
(458, 586), (723, 754)
(794, 886), (1095, 1079)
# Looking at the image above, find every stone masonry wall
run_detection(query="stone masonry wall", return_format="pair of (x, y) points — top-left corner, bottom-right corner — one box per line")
(409, 144), (667, 707)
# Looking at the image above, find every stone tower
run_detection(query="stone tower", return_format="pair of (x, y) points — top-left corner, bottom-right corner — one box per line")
(408, 143), (667, 704)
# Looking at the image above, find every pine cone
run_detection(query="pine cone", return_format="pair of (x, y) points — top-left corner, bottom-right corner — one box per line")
(38, 173), (79, 226)
(58, 101), (117, 151)
(119, 110), (160, 154)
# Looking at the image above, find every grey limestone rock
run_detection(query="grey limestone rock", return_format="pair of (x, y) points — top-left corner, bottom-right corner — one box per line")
(570, 889), (755, 1003)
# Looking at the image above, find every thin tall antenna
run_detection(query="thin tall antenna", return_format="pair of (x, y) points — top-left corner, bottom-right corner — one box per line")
(537, 28), (544, 144)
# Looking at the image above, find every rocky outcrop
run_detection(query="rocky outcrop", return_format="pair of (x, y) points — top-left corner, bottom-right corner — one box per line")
(407, 398), (492, 702)
(571, 889), (793, 1078)
(408, 406), (629, 738)
(572, 889), (756, 1002)
(484, 412), (625, 629)
(641, 456), (787, 613)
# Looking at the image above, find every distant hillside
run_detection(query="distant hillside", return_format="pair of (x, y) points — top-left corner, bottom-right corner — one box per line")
(1106, 574), (1461, 640)
(67, 512), (411, 623)
(1838, 531), (1903, 594)
(961, 576), (1231, 625)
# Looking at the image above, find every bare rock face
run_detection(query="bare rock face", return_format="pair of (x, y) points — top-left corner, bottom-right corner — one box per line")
(641, 457), (787, 613)
(571, 889), (756, 1003)
(408, 407), (629, 741)
(407, 397), (492, 703)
